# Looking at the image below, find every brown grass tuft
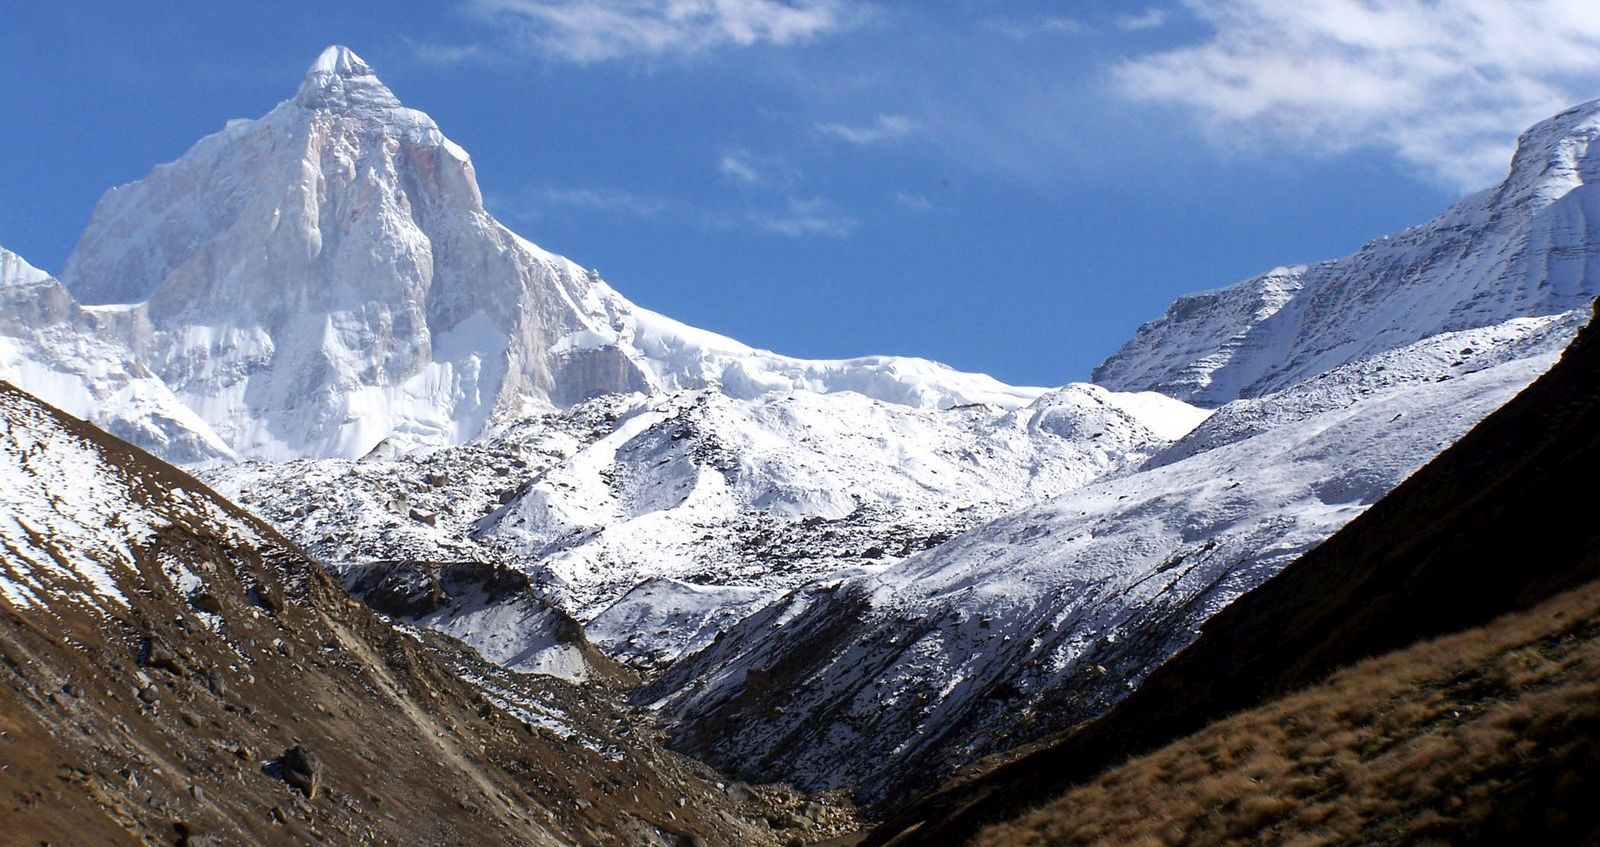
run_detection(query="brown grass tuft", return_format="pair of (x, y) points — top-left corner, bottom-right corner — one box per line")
(973, 576), (1600, 846)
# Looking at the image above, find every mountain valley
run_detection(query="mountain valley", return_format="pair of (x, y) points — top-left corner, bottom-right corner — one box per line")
(4, 44), (1600, 846)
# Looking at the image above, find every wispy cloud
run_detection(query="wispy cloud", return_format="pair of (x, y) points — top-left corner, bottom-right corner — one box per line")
(438, 0), (872, 64)
(894, 191), (932, 211)
(719, 151), (764, 185)
(754, 197), (856, 236)
(982, 15), (1086, 41)
(1116, 0), (1600, 190)
(524, 186), (672, 217)
(409, 41), (491, 64)
(815, 113), (917, 145)
(486, 185), (676, 225)
(715, 150), (853, 236)
(490, 180), (851, 238)
(718, 148), (796, 187)
(1115, 8), (1169, 31)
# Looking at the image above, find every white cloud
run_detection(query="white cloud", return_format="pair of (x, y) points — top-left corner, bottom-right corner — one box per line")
(982, 15), (1086, 40)
(526, 185), (672, 216)
(755, 197), (856, 236)
(719, 152), (764, 185)
(713, 151), (850, 235)
(492, 181), (850, 236)
(718, 148), (806, 188)
(895, 191), (932, 211)
(1115, 8), (1168, 31)
(461, 0), (870, 63)
(719, 149), (776, 185)
(814, 114), (917, 144)
(1116, 0), (1600, 190)
(409, 41), (491, 64)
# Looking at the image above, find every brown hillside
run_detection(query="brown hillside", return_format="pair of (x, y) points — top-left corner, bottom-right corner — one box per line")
(0, 380), (782, 846)
(975, 569), (1600, 846)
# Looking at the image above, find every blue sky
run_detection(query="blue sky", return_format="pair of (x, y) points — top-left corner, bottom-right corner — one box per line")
(4, 1), (1600, 386)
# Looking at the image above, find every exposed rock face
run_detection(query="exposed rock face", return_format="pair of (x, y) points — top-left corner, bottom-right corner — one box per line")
(1093, 99), (1600, 405)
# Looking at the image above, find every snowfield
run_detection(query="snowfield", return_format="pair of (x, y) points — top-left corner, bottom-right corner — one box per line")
(207, 381), (1207, 667)
(475, 385), (1205, 619)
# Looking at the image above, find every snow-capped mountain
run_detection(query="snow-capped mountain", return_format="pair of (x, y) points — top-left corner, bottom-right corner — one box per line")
(10, 39), (1600, 835)
(1093, 99), (1600, 406)
(207, 381), (1206, 667)
(864, 297), (1600, 847)
(46, 46), (1040, 461)
(650, 310), (1582, 805)
(642, 103), (1600, 802)
(7, 45), (1210, 680)
(0, 245), (233, 462)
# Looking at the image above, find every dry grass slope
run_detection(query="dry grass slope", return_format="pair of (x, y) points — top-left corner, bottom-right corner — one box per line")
(975, 575), (1600, 846)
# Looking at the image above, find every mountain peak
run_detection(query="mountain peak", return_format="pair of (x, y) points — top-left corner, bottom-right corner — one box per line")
(1499, 96), (1600, 207)
(310, 44), (371, 77)
(0, 245), (51, 291)
(296, 44), (397, 110)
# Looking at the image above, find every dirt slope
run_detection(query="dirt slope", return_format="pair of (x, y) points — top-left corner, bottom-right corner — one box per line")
(0, 379), (776, 846)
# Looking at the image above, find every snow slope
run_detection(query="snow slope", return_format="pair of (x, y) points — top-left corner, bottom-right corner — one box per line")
(46, 46), (1044, 461)
(208, 382), (1207, 667)
(0, 379), (259, 616)
(1093, 98), (1600, 405)
(0, 245), (233, 463)
(648, 314), (1579, 802)
(475, 384), (1205, 619)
